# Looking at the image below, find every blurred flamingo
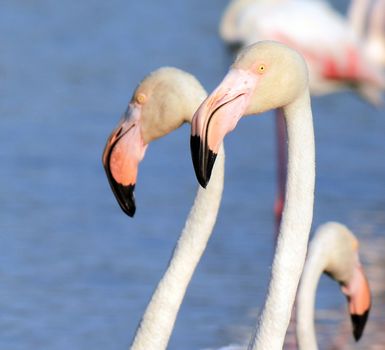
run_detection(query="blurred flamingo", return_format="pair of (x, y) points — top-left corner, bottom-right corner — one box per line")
(348, 0), (385, 68)
(297, 222), (371, 350)
(102, 67), (225, 350)
(221, 0), (385, 72)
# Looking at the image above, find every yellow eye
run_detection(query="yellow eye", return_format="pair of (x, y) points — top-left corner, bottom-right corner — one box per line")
(258, 64), (266, 74)
(136, 93), (147, 104)
(351, 238), (359, 251)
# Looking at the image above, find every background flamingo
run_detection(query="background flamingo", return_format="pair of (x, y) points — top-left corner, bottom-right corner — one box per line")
(221, 0), (385, 74)
(297, 221), (371, 350)
(348, 0), (385, 68)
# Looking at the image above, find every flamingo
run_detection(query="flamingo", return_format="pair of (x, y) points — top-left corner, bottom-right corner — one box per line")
(191, 41), (315, 350)
(361, 0), (385, 68)
(102, 67), (225, 350)
(219, 0), (385, 228)
(297, 222), (371, 350)
(219, 0), (265, 46)
(348, 0), (371, 41)
(348, 0), (385, 69)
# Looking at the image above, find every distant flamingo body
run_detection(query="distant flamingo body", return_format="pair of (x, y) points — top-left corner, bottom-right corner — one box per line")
(297, 222), (371, 350)
(221, 0), (384, 100)
(103, 67), (224, 350)
(191, 41), (315, 350)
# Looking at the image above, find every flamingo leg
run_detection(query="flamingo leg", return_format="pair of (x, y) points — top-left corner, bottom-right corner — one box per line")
(274, 108), (287, 235)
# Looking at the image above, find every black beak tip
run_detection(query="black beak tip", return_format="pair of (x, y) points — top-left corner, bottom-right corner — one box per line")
(351, 308), (370, 341)
(116, 183), (136, 217)
(197, 175), (208, 189)
(123, 206), (136, 217)
(106, 174), (137, 217)
(121, 197), (136, 217)
(190, 135), (217, 188)
(190, 135), (203, 185)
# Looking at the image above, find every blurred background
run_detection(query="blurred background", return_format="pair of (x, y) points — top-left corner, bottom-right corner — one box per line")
(0, 0), (384, 349)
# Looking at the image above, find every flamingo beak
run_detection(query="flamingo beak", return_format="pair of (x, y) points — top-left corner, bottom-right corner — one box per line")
(190, 69), (257, 187)
(102, 104), (148, 217)
(341, 263), (371, 341)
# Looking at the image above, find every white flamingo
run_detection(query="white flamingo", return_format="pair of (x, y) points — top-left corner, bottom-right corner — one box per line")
(191, 41), (315, 350)
(102, 67), (225, 350)
(297, 222), (371, 350)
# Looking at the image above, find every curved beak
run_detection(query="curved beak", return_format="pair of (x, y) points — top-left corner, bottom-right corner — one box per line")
(190, 68), (257, 187)
(102, 104), (148, 217)
(341, 263), (371, 341)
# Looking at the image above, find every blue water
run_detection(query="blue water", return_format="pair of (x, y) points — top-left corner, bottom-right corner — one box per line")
(1, 0), (384, 349)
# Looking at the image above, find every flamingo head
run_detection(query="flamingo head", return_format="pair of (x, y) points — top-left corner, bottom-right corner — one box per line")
(339, 235), (371, 341)
(103, 67), (207, 216)
(320, 222), (372, 342)
(190, 41), (308, 187)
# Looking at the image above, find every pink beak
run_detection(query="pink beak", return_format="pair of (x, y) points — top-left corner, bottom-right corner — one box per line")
(102, 104), (147, 217)
(190, 69), (257, 187)
(341, 263), (371, 341)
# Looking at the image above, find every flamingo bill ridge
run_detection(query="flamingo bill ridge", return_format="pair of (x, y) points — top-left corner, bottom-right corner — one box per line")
(190, 68), (257, 187)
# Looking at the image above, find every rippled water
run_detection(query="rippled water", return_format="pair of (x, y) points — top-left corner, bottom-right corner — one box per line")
(1, 0), (384, 349)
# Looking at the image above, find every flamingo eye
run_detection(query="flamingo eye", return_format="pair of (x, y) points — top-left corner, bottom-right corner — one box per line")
(351, 238), (359, 251)
(136, 93), (147, 104)
(257, 64), (266, 74)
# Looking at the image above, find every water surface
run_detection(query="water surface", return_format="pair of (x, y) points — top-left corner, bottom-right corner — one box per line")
(1, 0), (384, 349)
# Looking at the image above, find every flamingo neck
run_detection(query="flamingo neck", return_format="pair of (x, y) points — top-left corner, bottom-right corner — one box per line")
(130, 144), (225, 350)
(248, 89), (315, 350)
(366, 0), (385, 66)
(296, 238), (329, 350)
(347, 0), (369, 39)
